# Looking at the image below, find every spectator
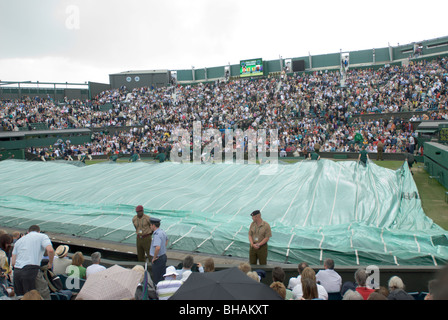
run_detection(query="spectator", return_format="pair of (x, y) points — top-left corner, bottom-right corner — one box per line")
(11, 231), (23, 244)
(52, 245), (71, 275)
(0, 234), (13, 288)
(270, 281), (287, 299)
(203, 257), (215, 272)
(342, 289), (364, 300)
(176, 255), (203, 282)
(367, 292), (387, 300)
(132, 265), (157, 300)
(156, 266), (183, 300)
(86, 252), (106, 279)
(387, 276), (414, 300)
(354, 267), (375, 300)
(247, 271), (260, 282)
(287, 261), (309, 290)
(341, 267), (375, 299)
(424, 279), (439, 300)
(238, 262), (251, 274)
(21, 289), (43, 300)
(375, 286), (390, 299)
(292, 267), (328, 300)
(300, 278), (321, 300)
(66, 251), (87, 280)
(432, 264), (448, 299)
(271, 266), (293, 300)
(10, 225), (54, 300)
(316, 258), (342, 294)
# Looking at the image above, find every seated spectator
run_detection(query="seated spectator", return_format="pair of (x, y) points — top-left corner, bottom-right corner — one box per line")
(431, 263), (448, 299)
(203, 257), (215, 272)
(271, 266), (293, 300)
(315, 258), (342, 294)
(52, 245), (72, 275)
(270, 281), (287, 299)
(387, 276), (414, 300)
(86, 252), (106, 279)
(375, 286), (390, 299)
(176, 255), (203, 282)
(424, 279), (440, 300)
(156, 266), (183, 300)
(354, 267), (375, 300)
(247, 271), (260, 282)
(292, 267), (328, 300)
(0, 234), (13, 287)
(342, 289), (364, 300)
(300, 278), (321, 300)
(21, 289), (43, 300)
(238, 262), (251, 274)
(132, 265), (157, 300)
(287, 261), (308, 290)
(367, 292), (387, 300)
(66, 251), (86, 279)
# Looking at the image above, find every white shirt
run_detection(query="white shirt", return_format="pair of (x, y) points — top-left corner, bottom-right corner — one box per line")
(86, 264), (106, 278)
(287, 275), (301, 290)
(316, 269), (342, 293)
(12, 231), (52, 268)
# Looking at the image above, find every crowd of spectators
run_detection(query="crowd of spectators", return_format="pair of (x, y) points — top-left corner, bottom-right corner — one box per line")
(2, 57), (448, 161)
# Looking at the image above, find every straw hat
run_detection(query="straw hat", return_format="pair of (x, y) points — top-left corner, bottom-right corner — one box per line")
(55, 245), (69, 258)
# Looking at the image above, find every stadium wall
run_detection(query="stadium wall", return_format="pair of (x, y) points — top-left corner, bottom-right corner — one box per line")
(424, 142), (448, 189)
(175, 36), (448, 83)
(0, 87), (89, 101)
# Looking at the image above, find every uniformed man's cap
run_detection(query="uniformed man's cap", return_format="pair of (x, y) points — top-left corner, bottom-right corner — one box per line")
(250, 210), (261, 216)
(135, 205), (143, 212)
(150, 217), (161, 224)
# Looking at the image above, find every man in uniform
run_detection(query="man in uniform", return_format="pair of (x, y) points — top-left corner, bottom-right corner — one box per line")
(308, 150), (320, 161)
(248, 210), (272, 265)
(358, 146), (369, 167)
(376, 139), (384, 161)
(149, 217), (168, 285)
(132, 205), (152, 262)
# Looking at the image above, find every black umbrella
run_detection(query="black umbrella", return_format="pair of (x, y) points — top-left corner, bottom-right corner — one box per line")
(169, 267), (283, 300)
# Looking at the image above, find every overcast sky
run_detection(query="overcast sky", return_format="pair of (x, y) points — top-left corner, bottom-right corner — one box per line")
(0, 0), (447, 85)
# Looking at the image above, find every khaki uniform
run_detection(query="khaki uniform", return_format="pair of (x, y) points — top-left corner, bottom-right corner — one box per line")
(132, 214), (153, 262)
(248, 220), (272, 265)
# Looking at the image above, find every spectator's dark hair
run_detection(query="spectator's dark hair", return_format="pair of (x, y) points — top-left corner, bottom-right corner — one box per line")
(272, 266), (285, 283)
(203, 258), (215, 272)
(298, 262), (309, 275)
(324, 258), (335, 269)
(183, 255), (194, 269)
(0, 234), (13, 251)
(28, 225), (40, 233)
(354, 267), (368, 286)
(301, 278), (318, 300)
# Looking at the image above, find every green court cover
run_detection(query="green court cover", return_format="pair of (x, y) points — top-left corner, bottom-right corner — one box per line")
(0, 159), (447, 266)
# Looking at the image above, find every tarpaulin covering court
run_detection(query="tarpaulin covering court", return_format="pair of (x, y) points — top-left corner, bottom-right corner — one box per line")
(0, 159), (447, 266)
